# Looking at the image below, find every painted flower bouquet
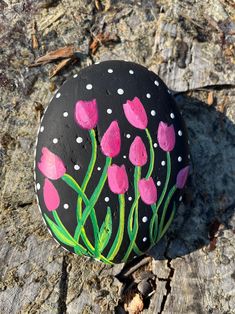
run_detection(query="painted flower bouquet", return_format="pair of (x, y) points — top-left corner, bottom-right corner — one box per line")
(37, 97), (189, 264)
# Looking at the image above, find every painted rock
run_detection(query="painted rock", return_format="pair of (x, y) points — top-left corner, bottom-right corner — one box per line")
(34, 60), (190, 264)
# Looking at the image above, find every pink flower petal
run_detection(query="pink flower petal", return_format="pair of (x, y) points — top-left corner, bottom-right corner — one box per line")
(101, 121), (121, 157)
(43, 178), (60, 211)
(75, 99), (98, 130)
(129, 136), (148, 166)
(138, 177), (157, 205)
(108, 164), (129, 194)
(123, 97), (148, 129)
(157, 122), (176, 152)
(38, 147), (66, 180)
(176, 166), (189, 189)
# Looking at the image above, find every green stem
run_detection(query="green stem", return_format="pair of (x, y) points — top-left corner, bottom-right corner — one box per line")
(61, 174), (89, 202)
(150, 152), (171, 244)
(123, 166), (142, 262)
(74, 157), (112, 246)
(145, 128), (155, 179)
(77, 129), (97, 221)
(157, 185), (177, 241)
(107, 194), (125, 261)
(149, 203), (158, 245)
(61, 173), (112, 264)
(52, 211), (88, 256)
(160, 202), (176, 240)
(76, 129), (99, 255)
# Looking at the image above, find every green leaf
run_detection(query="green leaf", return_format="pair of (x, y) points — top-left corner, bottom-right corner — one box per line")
(44, 214), (78, 247)
(98, 207), (112, 253)
(159, 202), (176, 240)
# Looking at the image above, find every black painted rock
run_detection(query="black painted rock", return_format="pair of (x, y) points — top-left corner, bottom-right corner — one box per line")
(34, 60), (190, 264)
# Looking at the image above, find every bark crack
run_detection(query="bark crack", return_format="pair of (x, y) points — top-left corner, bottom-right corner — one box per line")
(158, 259), (175, 314)
(58, 256), (69, 314)
(157, 239), (175, 314)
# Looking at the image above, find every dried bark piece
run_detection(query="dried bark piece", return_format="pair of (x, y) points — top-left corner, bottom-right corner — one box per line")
(90, 33), (120, 55)
(31, 34), (39, 50)
(31, 21), (39, 50)
(124, 292), (144, 314)
(49, 58), (72, 78)
(34, 46), (75, 65)
(39, 11), (64, 31)
(207, 91), (214, 106)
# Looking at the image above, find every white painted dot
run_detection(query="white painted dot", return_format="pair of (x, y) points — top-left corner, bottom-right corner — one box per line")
(73, 74), (78, 78)
(128, 196), (132, 201)
(146, 93), (151, 99)
(56, 93), (61, 98)
(123, 155), (127, 159)
(107, 108), (112, 114)
(63, 112), (68, 117)
(178, 130), (182, 136)
(117, 88), (124, 95)
(76, 137), (83, 143)
(142, 216), (148, 223)
(105, 197), (110, 202)
(151, 110), (156, 116)
(179, 196), (183, 202)
(188, 140), (190, 144)
(36, 183), (40, 190)
(170, 113), (175, 119)
(153, 143), (158, 148)
(154, 80), (159, 86)
(168, 90), (171, 94)
(53, 138), (58, 144)
(97, 167), (101, 171)
(86, 84), (93, 90)
(178, 156), (182, 162)
(107, 68), (113, 73)
(74, 165), (80, 170)
(126, 134), (131, 138)
(129, 69), (134, 74)
(63, 204), (69, 209)
(157, 181), (161, 186)
(161, 160), (166, 166)
(143, 237), (147, 242)
(40, 126), (44, 132)
(188, 154), (190, 159)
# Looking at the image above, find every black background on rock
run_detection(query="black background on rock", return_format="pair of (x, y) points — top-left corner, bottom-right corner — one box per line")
(35, 60), (190, 263)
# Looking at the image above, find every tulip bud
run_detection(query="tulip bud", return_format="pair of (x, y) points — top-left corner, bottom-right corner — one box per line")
(38, 147), (66, 180)
(108, 164), (129, 194)
(157, 121), (175, 152)
(43, 178), (60, 211)
(138, 177), (157, 205)
(129, 136), (147, 166)
(176, 166), (189, 189)
(75, 99), (98, 130)
(123, 97), (148, 129)
(101, 121), (121, 157)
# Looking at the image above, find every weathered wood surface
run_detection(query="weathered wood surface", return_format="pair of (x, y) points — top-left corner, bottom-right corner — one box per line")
(0, 0), (235, 313)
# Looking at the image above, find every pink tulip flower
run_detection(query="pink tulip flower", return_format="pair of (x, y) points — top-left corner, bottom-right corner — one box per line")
(176, 166), (189, 189)
(129, 136), (147, 166)
(138, 177), (157, 205)
(108, 164), (129, 194)
(157, 122), (175, 152)
(101, 121), (121, 157)
(123, 97), (148, 129)
(43, 178), (60, 211)
(38, 147), (66, 180)
(74, 99), (98, 130)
